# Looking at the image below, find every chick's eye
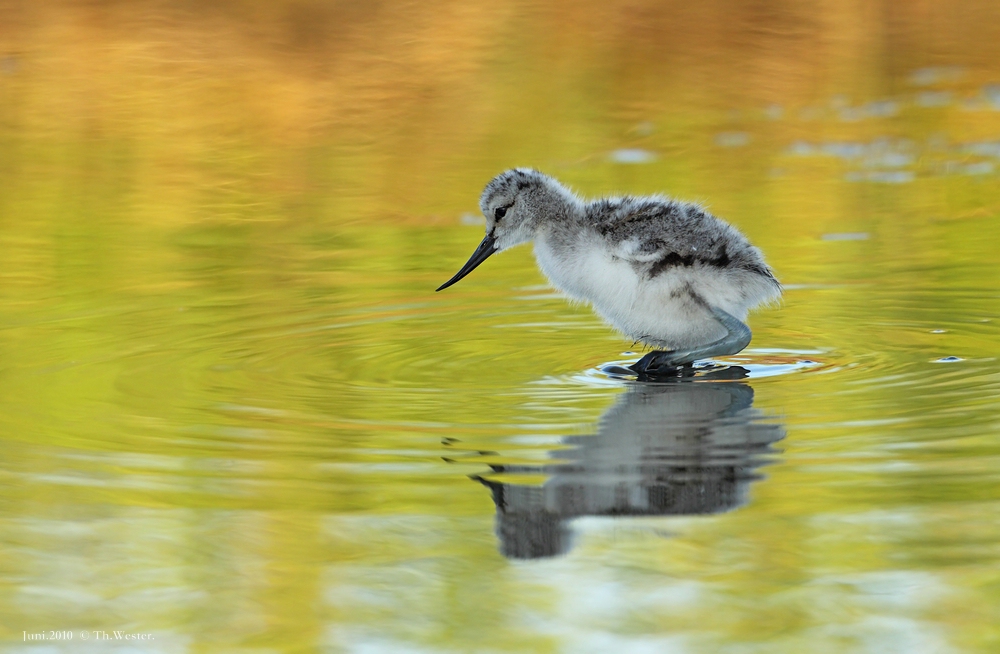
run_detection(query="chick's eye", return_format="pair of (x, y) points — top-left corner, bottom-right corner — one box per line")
(494, 206), (507, 220)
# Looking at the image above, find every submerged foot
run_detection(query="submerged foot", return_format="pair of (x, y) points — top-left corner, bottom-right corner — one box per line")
(628, 306), (753, 378)
(629, 350), (695, 377)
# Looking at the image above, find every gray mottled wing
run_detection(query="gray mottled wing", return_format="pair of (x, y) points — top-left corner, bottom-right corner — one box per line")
(589, 198), (747, 270)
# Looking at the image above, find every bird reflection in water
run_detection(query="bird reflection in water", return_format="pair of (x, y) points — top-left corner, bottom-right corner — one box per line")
(471, 368), (784, 559)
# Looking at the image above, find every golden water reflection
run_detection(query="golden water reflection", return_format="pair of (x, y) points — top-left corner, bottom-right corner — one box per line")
(2, 0), (1000, 652)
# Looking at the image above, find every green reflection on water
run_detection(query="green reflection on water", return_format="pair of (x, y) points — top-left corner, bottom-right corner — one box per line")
(2, 1), (1000, 652)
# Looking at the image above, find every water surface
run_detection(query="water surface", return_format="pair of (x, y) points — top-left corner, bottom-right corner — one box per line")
(2, 1), (1000, 652)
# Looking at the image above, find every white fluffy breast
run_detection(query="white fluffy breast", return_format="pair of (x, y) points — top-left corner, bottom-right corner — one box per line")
(533, 235), (639, 315)
(532, 232), (774, 349)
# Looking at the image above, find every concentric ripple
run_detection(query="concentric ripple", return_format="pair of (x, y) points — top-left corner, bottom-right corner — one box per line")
(581, 349), (828, 384)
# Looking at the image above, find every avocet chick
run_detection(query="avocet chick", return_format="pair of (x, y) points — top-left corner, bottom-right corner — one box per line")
(437, 169), (780, 375)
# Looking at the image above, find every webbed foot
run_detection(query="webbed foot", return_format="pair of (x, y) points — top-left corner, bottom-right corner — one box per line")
(629, 350), (693, 377)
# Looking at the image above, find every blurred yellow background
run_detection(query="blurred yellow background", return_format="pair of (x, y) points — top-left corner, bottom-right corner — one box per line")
(2, 1), (1000, 652)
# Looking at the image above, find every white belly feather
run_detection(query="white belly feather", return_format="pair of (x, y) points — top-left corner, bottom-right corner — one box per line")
(533, 234), (761, 349)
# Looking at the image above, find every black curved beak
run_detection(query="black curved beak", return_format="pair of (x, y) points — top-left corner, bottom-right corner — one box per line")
(436, 235), (498, 291)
